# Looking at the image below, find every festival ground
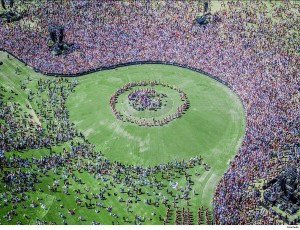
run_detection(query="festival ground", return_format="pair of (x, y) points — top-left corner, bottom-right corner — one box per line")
(0, 51), (245, 224)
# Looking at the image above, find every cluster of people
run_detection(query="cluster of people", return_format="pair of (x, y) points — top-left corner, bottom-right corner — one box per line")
(0, 77), (78, 152)
(110, 80), (189, 127)
(0, 134), (211, 224)
(173, 207), (193, 225)
(0, 0), (299, 225)
(128, 88), (164, 111)
(1, 0), (203, 74)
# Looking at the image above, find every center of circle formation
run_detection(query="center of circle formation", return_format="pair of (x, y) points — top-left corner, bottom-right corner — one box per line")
(110, 80), (190, 127)
(128, 88), (166, 111)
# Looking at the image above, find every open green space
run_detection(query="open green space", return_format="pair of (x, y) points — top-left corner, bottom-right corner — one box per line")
(67, 64), (245, 169)
(0, 51), (245, 225)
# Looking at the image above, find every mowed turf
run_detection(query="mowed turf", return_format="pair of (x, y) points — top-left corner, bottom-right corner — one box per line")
(67, 64), (246, 174)
(66, 64), (246, 212)
(0, 51), (245, 224)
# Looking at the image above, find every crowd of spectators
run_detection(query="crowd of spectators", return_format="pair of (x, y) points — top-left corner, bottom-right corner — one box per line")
(0, 0), (299, 224)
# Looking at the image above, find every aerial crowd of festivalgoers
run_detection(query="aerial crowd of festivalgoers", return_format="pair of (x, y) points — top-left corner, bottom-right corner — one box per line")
(0, 123), (212, 224)
(0, 0), (300, 225)
(1, 73), (212, 225)
(0, 77), (78, 152)
(109, 80), (189, 127)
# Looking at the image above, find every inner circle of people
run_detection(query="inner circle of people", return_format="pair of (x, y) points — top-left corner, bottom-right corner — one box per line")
(128, 88), (166, 112)
(110, 80), (189, 127)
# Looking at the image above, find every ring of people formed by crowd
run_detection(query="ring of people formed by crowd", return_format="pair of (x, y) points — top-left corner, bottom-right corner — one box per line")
(0, 0), (300, 225)
(128, 88), (165, 112)
(110, 80), (189, 127)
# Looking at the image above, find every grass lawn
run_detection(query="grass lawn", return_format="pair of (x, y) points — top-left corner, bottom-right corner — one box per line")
(67, 64), (245, 169)
(0, 51), (245, 225)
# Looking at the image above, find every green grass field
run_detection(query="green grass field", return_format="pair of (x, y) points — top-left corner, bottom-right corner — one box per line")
(0, 51), (245, 225)
(67, 64), (245, 169)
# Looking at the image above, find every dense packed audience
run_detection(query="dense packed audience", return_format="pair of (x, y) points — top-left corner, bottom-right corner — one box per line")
(0, 0), (299, 225)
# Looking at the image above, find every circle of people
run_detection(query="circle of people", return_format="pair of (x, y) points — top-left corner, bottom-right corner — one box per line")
(110, 80), (189, 127)
(128, 88), (166, 111)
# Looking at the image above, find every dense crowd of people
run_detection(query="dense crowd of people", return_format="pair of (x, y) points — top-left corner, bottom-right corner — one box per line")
(128, 88), (164, 111)
(0, 0), (299, 225)
(110, 80), (189, 127)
